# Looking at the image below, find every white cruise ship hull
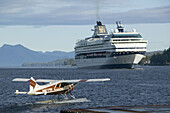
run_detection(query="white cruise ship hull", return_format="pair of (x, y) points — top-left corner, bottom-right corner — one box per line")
(75, 54), (144, 69)
(75, 21), (147, 69)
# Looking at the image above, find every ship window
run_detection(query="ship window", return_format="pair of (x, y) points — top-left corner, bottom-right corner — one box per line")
(112, 34), (142, 38)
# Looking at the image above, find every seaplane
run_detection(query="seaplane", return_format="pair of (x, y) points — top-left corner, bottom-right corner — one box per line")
(12, 77), (110, 104)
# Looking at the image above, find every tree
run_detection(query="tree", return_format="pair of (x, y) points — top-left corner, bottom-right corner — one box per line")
(150, 47), (170, 65)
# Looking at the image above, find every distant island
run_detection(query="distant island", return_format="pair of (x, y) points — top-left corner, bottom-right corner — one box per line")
(139, 47), (170, 66)
(22, 58), (76, 67)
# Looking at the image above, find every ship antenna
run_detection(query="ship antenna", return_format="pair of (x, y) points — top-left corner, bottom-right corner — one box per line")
(116, 21), (119, 28)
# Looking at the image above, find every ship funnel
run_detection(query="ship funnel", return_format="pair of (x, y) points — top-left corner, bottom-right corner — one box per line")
(97, 21), (102, 25)
(93, 21), (108, 37)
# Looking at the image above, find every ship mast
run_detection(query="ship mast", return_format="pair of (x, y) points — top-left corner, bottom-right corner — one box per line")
(116, 21), (124, 32)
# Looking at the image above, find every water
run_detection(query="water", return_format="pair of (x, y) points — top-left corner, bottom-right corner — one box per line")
(0, 66), (170, 113)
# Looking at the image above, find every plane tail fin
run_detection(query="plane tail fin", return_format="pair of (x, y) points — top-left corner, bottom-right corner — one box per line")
(29, 77), (39, 92)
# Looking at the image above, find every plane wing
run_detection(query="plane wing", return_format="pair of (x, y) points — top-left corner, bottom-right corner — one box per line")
(12, 78), (55, 82)
(58, 78), (110, 83)
(12, 78), (30, 82)
(12, 78), (110, 83)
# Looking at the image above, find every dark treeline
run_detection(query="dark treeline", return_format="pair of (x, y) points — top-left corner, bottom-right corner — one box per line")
(150, 47), (170, 65)
(139, 47), (170, 65)
(22, 58), (76, 67)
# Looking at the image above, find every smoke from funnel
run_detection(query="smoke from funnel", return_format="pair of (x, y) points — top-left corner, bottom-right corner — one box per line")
(95, 0), (100, 20)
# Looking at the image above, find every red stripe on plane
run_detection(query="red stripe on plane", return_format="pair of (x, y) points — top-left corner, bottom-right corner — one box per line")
(80, 80), (87, 82)
(36, 85), (56, 92)
(30, 79), (36, 89)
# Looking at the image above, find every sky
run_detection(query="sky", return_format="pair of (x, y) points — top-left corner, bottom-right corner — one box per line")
(0, 0), (170, 52)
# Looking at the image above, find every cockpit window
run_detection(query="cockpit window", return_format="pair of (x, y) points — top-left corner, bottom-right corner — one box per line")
(56, 84), (59, 87)
(60, 82), (71, 87)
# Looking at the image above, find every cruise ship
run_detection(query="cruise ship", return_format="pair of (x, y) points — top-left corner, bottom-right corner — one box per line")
(74, 21), (148, 68)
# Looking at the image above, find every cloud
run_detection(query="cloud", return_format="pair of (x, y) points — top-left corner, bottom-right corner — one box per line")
(0, 0), (170, 25)
(102, 5), (170, 24)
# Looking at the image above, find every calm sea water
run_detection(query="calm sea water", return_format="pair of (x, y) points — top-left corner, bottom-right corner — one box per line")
(0, 66), (170, 113)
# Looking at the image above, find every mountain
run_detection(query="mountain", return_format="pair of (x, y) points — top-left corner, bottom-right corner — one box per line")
(0, 44), (74, 67)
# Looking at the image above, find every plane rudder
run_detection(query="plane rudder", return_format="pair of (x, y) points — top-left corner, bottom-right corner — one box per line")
(30, 77), (38, 91)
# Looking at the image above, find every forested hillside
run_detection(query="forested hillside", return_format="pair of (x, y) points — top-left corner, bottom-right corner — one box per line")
(140, 47), (170, 65)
